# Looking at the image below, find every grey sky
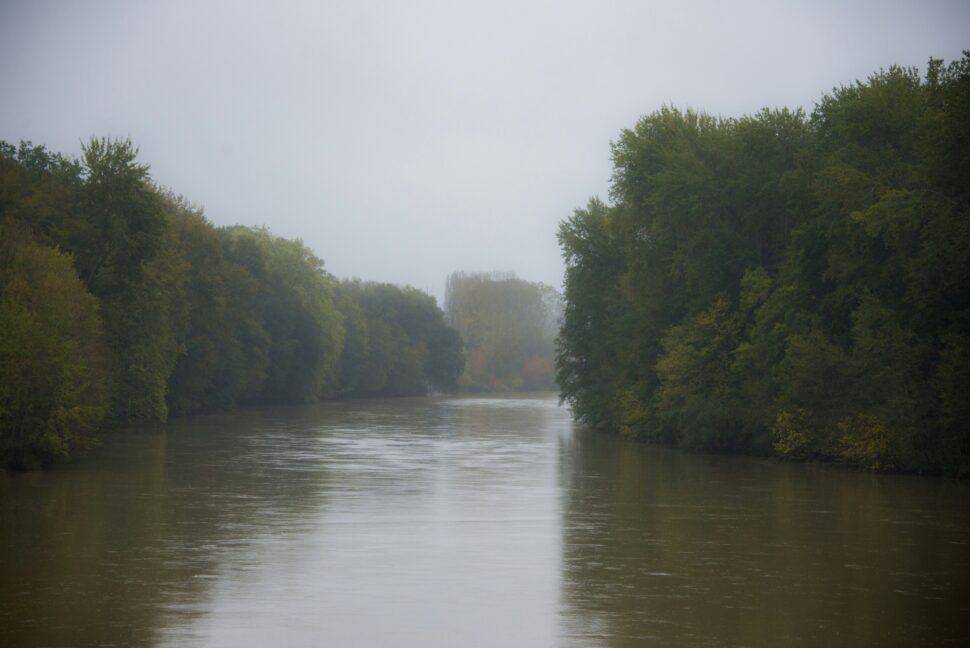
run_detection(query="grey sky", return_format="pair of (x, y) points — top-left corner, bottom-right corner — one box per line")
(2, 0), (968, 302)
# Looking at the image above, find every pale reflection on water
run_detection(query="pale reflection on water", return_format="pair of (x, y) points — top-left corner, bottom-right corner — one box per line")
(1, 394), (968, 646)
(558, 431), (970, 647)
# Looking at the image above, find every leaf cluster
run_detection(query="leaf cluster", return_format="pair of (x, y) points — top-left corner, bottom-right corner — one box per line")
(0, 139), (464, 468)
(556, 54), (970, 475)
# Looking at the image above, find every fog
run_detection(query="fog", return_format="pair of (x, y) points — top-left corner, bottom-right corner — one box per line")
(2, 0), (967, 302)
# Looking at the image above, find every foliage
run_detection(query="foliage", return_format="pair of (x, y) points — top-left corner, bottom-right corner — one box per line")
(164, 200), (269, 414)
(655, 294), (744, 451)
(556, 198), (627, 427)
(334, 280), (464, 397)
(556, 54), (970, 475)
(771, 409), (812, 460)
(445, 271), (560, 392)
(0, 224), (108, 467)
(837, 414), (895, 472)
(0, 138), (464, 468)
(221, 227), (344, 404)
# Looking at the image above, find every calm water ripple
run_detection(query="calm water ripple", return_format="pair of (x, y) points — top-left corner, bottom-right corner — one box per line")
(2, 394), (968, 646)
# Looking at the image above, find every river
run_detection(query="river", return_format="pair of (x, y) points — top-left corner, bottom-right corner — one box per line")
(1, 394), (968, 646)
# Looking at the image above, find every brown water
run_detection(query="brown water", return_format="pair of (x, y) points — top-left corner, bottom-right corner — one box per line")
(1, 394), (968, 646)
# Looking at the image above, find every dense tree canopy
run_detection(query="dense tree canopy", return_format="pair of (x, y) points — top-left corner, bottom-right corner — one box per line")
(0, 138), (463, 468)
(335, 280), (464, 397)
(0, 222), (108, 468)
(557, 55), (970, 475)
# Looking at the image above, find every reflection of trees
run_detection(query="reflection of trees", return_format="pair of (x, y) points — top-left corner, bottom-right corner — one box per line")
(558, 429), (970, 647)
(0, 405), (337, 646)
(0, 395), (552, 646)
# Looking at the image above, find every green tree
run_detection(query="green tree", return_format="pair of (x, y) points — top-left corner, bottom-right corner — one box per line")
(556, 54), (970, 474)
(335, 280), (463, 397)
(165, 199), (269, 414)
(222, 227), (343, 403)
(655, 294), (743, 451)
(446, 271), (560, 392)
(75, 138), (166, 296)
(556, 198), (628, 428)
(0, 225), (108, 468)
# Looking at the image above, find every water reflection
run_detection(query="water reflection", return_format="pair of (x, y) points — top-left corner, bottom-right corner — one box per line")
(1, 395), (571, 647)
(2, 395), (969, 646)
(0, 407), (340, 646)
(174, 396), (566, 647)
(557, 428), (970, 647)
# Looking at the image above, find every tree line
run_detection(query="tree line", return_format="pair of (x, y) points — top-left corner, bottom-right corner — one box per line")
(445, 271), (561, 392)
(0, 139), (464, 468)
(556, 54), (970, 475)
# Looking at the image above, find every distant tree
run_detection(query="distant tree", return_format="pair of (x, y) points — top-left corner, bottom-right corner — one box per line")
(164, 198), (269, 414)
(445, 271), (560, 391)
(222, 227), (343, 403)
(334, 280), (463, 396)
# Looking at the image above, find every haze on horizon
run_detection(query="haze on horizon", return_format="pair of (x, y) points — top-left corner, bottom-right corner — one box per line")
(2, 0), (968, 303)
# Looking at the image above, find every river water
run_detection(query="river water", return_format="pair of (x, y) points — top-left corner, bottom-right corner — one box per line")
(1, 394), (968, 646)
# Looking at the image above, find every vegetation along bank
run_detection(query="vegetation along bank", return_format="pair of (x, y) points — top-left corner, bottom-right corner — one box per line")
(556, 54), (970, 476)
(0, 139), (467, 468)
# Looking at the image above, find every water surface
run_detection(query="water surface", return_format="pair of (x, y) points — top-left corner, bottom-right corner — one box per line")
(1, 394), (968, 646)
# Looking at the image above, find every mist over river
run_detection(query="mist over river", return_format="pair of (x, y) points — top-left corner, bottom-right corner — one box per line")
(2, 394), (968, 646)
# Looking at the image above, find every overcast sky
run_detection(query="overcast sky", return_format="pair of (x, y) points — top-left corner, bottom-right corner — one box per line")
(2, 0), (968, 302)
